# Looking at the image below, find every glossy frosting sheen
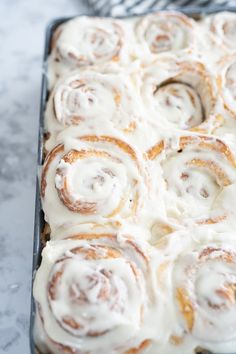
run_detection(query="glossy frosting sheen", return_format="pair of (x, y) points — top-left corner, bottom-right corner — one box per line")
(34, 11), (236, 354)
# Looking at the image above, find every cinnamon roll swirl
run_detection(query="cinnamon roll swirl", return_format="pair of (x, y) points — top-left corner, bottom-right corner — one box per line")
(41, 136), (147, 231)
(141, 58), (217, 132)
(155, 228), (236, 354)
(33, 227), (151, 354)
(45, 70), (142, 144)
(206, 12), (236, 52)
(49, 17), (128, 83)
(135, 12), (195, 56)
(217, 54), (236, 119)
(147, 135), (236, 224)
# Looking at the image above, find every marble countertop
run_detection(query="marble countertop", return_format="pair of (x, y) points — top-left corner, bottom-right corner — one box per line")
(0, 0), (92, 352)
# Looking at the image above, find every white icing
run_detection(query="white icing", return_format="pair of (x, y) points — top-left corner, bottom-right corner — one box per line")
(34, 10), (236, 354)
(153, 228), (236, 354)
(159, 135), (236, 222)
(33, 226), (161, 354)
(47, 17), (135, 87)
(135, 11), (196, 56)
(203, 12), (236, 51)
(218, 54), (236, 117)
(140, 57), (216, 131)
(41, 135), (148, 232)
(45, 69), (147, 150)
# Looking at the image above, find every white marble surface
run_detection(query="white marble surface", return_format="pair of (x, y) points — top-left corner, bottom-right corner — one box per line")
(0, 0), (92, 352)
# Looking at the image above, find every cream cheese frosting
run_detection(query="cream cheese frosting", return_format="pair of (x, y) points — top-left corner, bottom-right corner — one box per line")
(153, 227), (236, 354)
(34, 10), (236, 354)
(33, 224), (160, 354)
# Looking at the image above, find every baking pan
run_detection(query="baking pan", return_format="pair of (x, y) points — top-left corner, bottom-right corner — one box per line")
(29, 6), (236, 354)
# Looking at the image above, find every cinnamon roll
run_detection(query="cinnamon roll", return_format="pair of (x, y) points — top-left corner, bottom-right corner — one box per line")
(48, 17), (128, 83)
(155, 228), (236, 354)
(147, 135), (236, 224)
(41, 136), (147, 231)
(33, 226), (151, 354)
(135, 12), (195, 56)
(206, 12), (236, 52)
(45, 70), (142, 144)
(217, 54), (236, 118)
(141, 58), (217, 132)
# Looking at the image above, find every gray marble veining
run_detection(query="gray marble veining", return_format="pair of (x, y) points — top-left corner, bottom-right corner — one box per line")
(0, 0), (92, 352)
